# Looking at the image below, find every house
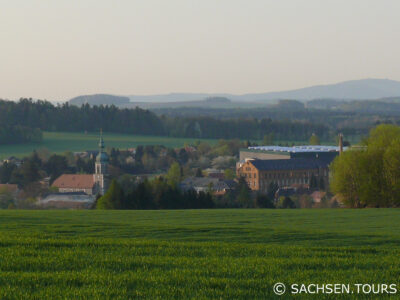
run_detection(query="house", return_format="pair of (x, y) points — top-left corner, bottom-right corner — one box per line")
(2, 156), (23, 167)
(180, 177), (236, 195)
(52, 174), (97, 195)
(310, 191), (327, 203)
(203, 168), (225, 179)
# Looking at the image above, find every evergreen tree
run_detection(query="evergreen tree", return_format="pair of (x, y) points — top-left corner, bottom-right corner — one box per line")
(318, 177), (325, 190)
(267, 182), (279, 201)
(45, 154), (69, 183)
(256, 194), (275, 208)
(309, 174), (318, 189)
(236, 177), (252, 207)
(195, 168), (203, 177)
(0, 162), (16, 184)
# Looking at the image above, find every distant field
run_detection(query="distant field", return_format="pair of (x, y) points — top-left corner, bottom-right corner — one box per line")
(0, 209), (399, 299)
(0, 131), (360, 159)
(0, 132), (219, 159)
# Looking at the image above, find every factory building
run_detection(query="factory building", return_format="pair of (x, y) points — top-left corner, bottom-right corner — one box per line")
(237, 139), (345, 193)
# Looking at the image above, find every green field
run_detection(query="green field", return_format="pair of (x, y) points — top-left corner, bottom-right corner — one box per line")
(0, 209), (399, 299)
(0, 132), (219, 159)
(0, 131), (358, 160)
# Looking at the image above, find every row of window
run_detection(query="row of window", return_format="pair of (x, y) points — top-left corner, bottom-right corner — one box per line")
(261, 171), (314, 179)
(242, 171), (315, 180)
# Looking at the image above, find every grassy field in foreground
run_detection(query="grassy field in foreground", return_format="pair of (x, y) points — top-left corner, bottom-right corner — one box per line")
(0, 209), (399, 299)
(0, 132), (220, 159)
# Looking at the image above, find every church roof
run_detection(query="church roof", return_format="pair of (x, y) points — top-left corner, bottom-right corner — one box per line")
(52, 174), (95, 189)
(96, 151), (109, 162)
(96, 131), (109, 162)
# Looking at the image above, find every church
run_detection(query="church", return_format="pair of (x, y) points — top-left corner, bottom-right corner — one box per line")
(38, 132), (109, 208)
(52, 132), (109, 195)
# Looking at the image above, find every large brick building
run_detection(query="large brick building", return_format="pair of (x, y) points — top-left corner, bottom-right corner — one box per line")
(237, 158), (329, 193)
(237, 143), (345, 193)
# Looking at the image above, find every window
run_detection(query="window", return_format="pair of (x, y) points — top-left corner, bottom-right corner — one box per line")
(254, 173), (257, 178)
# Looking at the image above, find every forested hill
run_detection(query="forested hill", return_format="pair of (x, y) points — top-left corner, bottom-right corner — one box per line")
(69, 94), (130, 106)
(0, 99), (165, 135)
(0, 99), (330, 141)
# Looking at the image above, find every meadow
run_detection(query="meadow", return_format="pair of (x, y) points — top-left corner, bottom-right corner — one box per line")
(0, 209), (399, 299)
(0, 130), (345, 160)
(0, 132), (219, 159)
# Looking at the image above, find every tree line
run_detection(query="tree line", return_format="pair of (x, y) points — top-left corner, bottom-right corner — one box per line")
(97, 178), (214, 209)
(0, 125), (42, 145)
(0, 99), (165, 135)
(0, 99), (330, 142)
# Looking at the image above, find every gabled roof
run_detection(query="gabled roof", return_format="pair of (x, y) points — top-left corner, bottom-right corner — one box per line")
(52, 174), (95, 189)
(180, 177), (235, 191)
(181, 177), (220, 188)
(250, 158), (328, 171)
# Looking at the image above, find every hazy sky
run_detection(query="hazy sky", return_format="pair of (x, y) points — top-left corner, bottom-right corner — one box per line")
(1, 0), (400, 101)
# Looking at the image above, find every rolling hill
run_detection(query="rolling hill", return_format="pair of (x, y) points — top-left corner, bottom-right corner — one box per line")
(68, 79), (400, 106)
(69, 94), (130, 106)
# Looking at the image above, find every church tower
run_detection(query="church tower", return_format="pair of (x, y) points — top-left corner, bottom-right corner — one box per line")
(94, 130), (109, 195)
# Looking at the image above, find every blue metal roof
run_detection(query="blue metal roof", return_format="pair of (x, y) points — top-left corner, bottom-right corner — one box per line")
(248, 145), (346, 153)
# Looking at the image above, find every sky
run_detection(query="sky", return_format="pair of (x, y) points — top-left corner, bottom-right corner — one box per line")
(1, 0), (400, 101)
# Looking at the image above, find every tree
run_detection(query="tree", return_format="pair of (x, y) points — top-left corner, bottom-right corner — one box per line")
(45, 154), (69, 183)
(256, 194), (274, 208)
(224, 169), (235, 180)
(135, 146), (144, 162)
(195, 168), (203, 177)
(11, 159), (40, 187)
(263, 133), (274, 145)
(318, 177), (325, 190)
(277, 196), (296, 209)
(0, 187), (14, 209)
(96, 179), (123, 209)
(236, 177), (252, 207)
(30, 151), (42, 168)
(309, 133), (320, 145)
(330, 150), (367, 208)
(177, 149), (189, 164)
(330, 124), (400, 208)
(267, 182), (279, 201)
(166, 162), (182, 187)
(383, 138), (400, 204)
(309, 174), (318, 189)
(0, 162), (16, 183)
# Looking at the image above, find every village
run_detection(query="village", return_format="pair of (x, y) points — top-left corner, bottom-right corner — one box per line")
(0, 132), (346, 209)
